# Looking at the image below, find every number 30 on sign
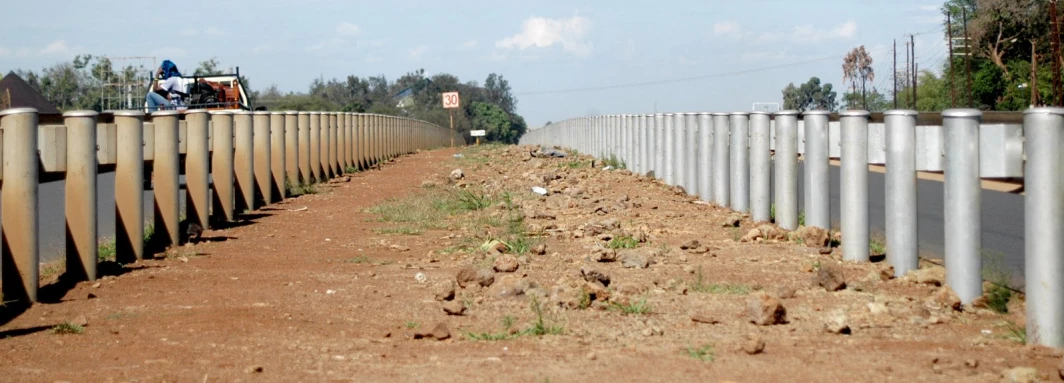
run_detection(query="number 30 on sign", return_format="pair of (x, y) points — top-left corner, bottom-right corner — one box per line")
(442, 92), (460, 109)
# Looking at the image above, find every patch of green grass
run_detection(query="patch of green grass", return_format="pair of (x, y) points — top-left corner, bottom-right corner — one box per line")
(345, 166), (357, 174)
(525, 296), (564, 336)
(601, 154), (627, 169)
(405, 321), (420, 329)
(797, 210), (805, 227)
(452, 189), (494, 211)
(981, 249), (1018, 314)
(345, 255), (372, 264)
(466, 297), (563, 341)
(374, 226), (424, 236)
(869, 239), (886, 256)
(609, 298), (653, 315)
(690, 267), (750, 295)
(98, 238), (117, 262)
(608, 235), (639, 250)
(40, 261), (63, 280)
(685, 343), (715, 362)
(286, 180), (318, 196)
(52, 321), (84, 335)
(558, 159), (587, 169)
(769, 204), (776, 223)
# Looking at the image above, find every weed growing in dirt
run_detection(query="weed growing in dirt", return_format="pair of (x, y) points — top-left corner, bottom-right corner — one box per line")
(685, 343), (716, 362)
(373, 226), (424, 236)
(405, 321), (420, 329)
(798, 210), (806, 227)
(525, 296), (564, 336)
(558, 160), (587, 169)
(452, 189), (494, 211)
(40, 261), (64, 280)
(345, 166), (357, 174)
(0, 292), (15, 307)
(691, 267), (750, 295)
(466, 297), (563, 341)
(286, 180), (318, 197)
(98, 238), (117, 262)
(610, 298), (653, 315)
(769, 204), (776, 223)
(608, 235), (639, 249)
(345, 255), (372, 264)
(869, 239), (886, 256)
(601, 154), (627, 169)
(981, 249), (1015, 314)
(999, 321), (1027, 344)
(52, 321), (84, 335)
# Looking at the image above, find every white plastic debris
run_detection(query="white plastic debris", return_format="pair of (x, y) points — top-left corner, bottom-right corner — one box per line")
(326, 289), (336, 295)
(453, 154), (464, 158)
(603, 166), (614, 171)
(531, 186), (548, 196)
(415, 272), (428, 283)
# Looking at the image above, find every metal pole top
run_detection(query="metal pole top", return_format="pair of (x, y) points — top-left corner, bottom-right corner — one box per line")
(749, 111), (773, 116)
(804, 110), (832, 116)
(942, 108), (982, 118)
(232, 111), (252, 116)
(297, 111), (312, 115)
(184, 109), (209, 115)
(711, 112), (730, 116)
(253, 111), (271, 116)
(62, 110), (99, 118)
(664, 113), (675, 116)
(683, 112), (698, 116)
(209, 110), (234, 116)
(1024, 107), (1064, 116)
(776, 110), (800, 116)
(151, 110), (181, 117)
(884, 109), (919, 116)
(113, 110), (145, 118)
(0, 107), (37, 116)
(309, 111), (322, 115)
(840, 110), (871, 118)
(730, 112), (751, 116)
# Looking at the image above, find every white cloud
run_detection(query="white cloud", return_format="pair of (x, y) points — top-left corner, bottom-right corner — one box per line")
(756, 20), (858, 44)
(0, 46), (9, 57)
(496, 15), (593, 56)
(461, 40), (478, 49)
(336, 23), (361, 37)
(40, 40), (71, 55)
(409, 45), (428, 59)
(713, 21), (743, 39)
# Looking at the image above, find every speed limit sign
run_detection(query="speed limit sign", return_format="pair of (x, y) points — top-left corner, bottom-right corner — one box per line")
(442, 92), (460, 109)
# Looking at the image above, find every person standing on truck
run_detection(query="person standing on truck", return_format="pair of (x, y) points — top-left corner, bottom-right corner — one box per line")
(145, 60), (187, 111)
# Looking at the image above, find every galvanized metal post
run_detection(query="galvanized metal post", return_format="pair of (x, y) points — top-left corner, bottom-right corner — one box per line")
(270, 112), (286, 201)
(638, 114), (648, 175)
(841, 110), (870, 262)
(698, 113), (713, 202)
(749, 112), (772, 222)
(712, 113), (731, 206)
(284, 112), (298, 187)
(663, 114), (675, 184)
(211, 111), (236, 223)
(673, 113), (686, 190)
(152, 110), (180, 248)
(309, 112), (321, 182)
(943, 108), (983, 304)
(1, 108), (39, 302)
(685, 113), (699, 196)
(234, 111), (255, 213)
(339, 113), (348, 172)
(115, 110), (145, 262)
(774, 111), (800, 230)
(730, 112), (750, 212)
(254, 111), (272, 206)
(654, 114), (665, 179)
(1024, 107), (1064, 347)
(328, 112), (338, 176)
(298, 112), (311, 183)
(804, 111), (831, 229)
(185, 110), (210, 230)
(64, 111), (98, 281)
(885, 110), (919, 276)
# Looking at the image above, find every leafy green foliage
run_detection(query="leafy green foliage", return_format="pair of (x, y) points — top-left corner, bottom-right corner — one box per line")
(685, 344), (716, 362)
(609, 298), (653, 315)
(782, 77), (839, 111)
(52, 322), (84, 335)
(608, 235), (639, 250)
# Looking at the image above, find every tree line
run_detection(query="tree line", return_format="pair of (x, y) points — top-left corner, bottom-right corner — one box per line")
(782, 0), (1063, 112)
(6, 57), (527, 144)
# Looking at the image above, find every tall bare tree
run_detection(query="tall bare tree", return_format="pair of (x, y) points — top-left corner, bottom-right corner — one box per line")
(842, 46), (876, 109)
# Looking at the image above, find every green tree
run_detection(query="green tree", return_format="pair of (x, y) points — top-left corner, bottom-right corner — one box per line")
(781, 77), (838, 111)
(470, 101), (517, 143)
(842, 45), (875, 109)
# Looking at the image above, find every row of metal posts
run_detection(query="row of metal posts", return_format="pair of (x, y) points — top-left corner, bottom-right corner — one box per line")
(0, 108), (456, 305)
(523, 108), (1064, 348)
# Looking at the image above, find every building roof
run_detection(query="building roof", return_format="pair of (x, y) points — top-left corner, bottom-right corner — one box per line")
(0, 72), (62, 114)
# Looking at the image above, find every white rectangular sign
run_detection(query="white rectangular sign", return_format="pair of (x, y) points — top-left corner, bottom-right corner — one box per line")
(470, 130), (486, 137)
(442, 92), (460, 109)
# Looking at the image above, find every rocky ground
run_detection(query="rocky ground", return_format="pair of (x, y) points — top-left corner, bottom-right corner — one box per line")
(0, 144), (1056, 382)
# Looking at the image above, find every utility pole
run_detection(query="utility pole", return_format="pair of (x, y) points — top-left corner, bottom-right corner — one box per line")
(963, 8), (973, 107)
(947, 11), (956, 108)
(911, 34), (918, 109)
(905, 40), (911, 108)
(893, 39), (898, 109)
(1051, 0), (1063, 106)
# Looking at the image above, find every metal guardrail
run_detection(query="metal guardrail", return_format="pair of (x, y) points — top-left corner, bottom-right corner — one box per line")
(0, 108), (461, 306)
(519, 108), (1064, 348)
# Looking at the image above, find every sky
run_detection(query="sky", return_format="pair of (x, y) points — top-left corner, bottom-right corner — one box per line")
(1, 0), (950, 127)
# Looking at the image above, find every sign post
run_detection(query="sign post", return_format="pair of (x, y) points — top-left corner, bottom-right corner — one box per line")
(470, 130), (486, 146)
(442, 92), (460, 147)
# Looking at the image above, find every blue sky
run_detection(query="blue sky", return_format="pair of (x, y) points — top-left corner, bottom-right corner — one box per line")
(2, 0), (948, 126)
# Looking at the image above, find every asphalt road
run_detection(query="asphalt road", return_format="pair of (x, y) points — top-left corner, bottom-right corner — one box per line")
(789, 162), (1025, 288)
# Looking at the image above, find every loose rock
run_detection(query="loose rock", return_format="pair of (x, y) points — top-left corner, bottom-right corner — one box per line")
(742, 333), (766, 355)
(455, 267), (478, 288)
(449, 169), (464, 181)
(434, 282), (456, 301)
(747, 292), (787, 326)
(823, 310), (851, 334)
(776, 286), (797, 299)
(580, 266), (611, 287)
(442, 301), (467, 316)
(531, 244), (547, 255)
(1001, 367), (1039, 383)
(415, 323), (452, 341)
(815, 264), (847, 292)
(73, 315), (89, 327)
(619, 251), (650, 269)
(908, 267), (945, 286)
(493, 255), (520, 273)
(756, 225), (781, 240)
(590, 247), (618, 263)
(798, 226), (830, 247)
(930, 286), (962, 311)
(691, 314), (720, 325)
(475, 268), (496, 287)
(680, 240), (701, 250)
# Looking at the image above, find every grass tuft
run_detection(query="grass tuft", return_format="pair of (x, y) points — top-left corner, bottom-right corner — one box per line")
(690, 267), (750, 295)
(608, 235), (639, 250)
(52, 321), (84, 335)
(609, 298), (653, 315)
(374, 226), (424, 236)
(685, 343), (715, 362)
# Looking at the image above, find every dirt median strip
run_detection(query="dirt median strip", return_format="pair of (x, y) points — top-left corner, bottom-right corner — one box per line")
(0, 144), (1052, 382)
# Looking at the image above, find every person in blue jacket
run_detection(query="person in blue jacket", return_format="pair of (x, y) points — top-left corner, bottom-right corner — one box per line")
(146, 60), (187, 111)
